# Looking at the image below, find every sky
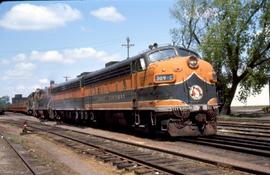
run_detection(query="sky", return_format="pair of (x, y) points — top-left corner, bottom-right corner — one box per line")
(0, 0), (176, 98)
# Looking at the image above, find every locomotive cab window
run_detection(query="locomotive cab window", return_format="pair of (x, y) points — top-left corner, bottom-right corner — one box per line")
(178, 48), (200, 58)
(132, 58), (146, 72)
(148, 48), (177, 62)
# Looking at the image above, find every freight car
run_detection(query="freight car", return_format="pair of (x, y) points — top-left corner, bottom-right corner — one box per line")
(7, 94), (28, 114)
(8, 102), (27, 113)
(46, 44), (218, 136)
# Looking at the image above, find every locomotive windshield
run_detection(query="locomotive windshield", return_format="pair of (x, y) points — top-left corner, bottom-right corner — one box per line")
(148, 48), (177, 62)
(148, 47), (200, 62)
(178, 47), (200, 58)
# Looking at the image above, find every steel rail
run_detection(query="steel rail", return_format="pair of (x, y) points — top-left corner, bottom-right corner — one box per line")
(0, 132), (37, 175)
(211, 135), (270, 146)
(218, 119), (270, 124)
(218, 123), (270, 130)
(218, 126), (270, 134)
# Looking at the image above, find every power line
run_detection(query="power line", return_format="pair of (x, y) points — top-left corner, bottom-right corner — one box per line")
(121, 37), (134, 59)
(63, 76), (70, 82)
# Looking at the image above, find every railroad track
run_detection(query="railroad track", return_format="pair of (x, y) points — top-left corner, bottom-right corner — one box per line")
(28, 122), (246, 175)
(2, 119), (270, 175)
(0, 132), (37, 175)
(218, 121), (270, 138)
(177, 134), (270, 157)
(218, 119), (270, 124)
(219, 122), (270, 130)
(0, 130), (52, 175)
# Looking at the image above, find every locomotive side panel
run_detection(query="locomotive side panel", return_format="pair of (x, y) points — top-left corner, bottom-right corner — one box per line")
(8, 100), (28, 114)
(84, 75), (133, 110)
(52, 88), (84, 110)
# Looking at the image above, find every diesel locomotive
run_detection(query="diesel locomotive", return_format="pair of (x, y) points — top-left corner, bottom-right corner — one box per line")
(10, 44), (219, 136)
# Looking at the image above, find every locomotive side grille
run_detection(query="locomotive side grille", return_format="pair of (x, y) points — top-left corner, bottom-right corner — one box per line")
(51, 80), (80, 93)
(83, 65), (131, 86)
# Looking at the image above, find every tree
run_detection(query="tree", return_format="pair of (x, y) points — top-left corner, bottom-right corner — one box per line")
(170, 0), (270, 114)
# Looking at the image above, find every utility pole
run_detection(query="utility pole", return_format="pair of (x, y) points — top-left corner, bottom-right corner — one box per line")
(121, 37), (134, 59)
(63, 76), (70, 82)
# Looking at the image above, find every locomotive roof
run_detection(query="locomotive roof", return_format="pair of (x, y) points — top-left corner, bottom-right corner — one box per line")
(82, 45), (181, 80)
(52, 77), (81, 89)
(52, 45), (197, 90)
(83, 55), (137, 80)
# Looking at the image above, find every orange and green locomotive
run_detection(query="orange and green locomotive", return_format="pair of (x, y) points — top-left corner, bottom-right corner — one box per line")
(45, 44), (218, 136)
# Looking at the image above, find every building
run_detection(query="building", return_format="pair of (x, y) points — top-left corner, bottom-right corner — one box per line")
(232, 83), (270, 106)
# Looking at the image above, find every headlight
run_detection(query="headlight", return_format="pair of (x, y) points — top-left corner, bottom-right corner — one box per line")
(187, 56), (198, 69)
(154, 74), (174, 83)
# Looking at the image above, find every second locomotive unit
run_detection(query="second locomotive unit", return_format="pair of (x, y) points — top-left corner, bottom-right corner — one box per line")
(15, 44), (218, 137)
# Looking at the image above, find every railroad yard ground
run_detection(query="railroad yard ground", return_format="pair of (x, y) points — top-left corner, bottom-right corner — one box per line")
(0, 114), (122, 175)
(0, 109), (270, 175)
(219, 106), (270, 119)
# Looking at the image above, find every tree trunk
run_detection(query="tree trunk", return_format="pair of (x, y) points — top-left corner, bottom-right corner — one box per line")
(220, 97), (233, 115)
(220, 81), (239, 115)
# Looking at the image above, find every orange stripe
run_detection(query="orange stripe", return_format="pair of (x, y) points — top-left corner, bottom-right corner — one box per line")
(207, 98), (218, 105)
(85, 102), (132, 110)
(84, 99), (188, 110)
(53, 88), (83, 101)
(139, 100), (187, 108)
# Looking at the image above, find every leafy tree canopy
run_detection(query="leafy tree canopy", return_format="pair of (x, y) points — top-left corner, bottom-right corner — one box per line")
(171, 0), (270, 114)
